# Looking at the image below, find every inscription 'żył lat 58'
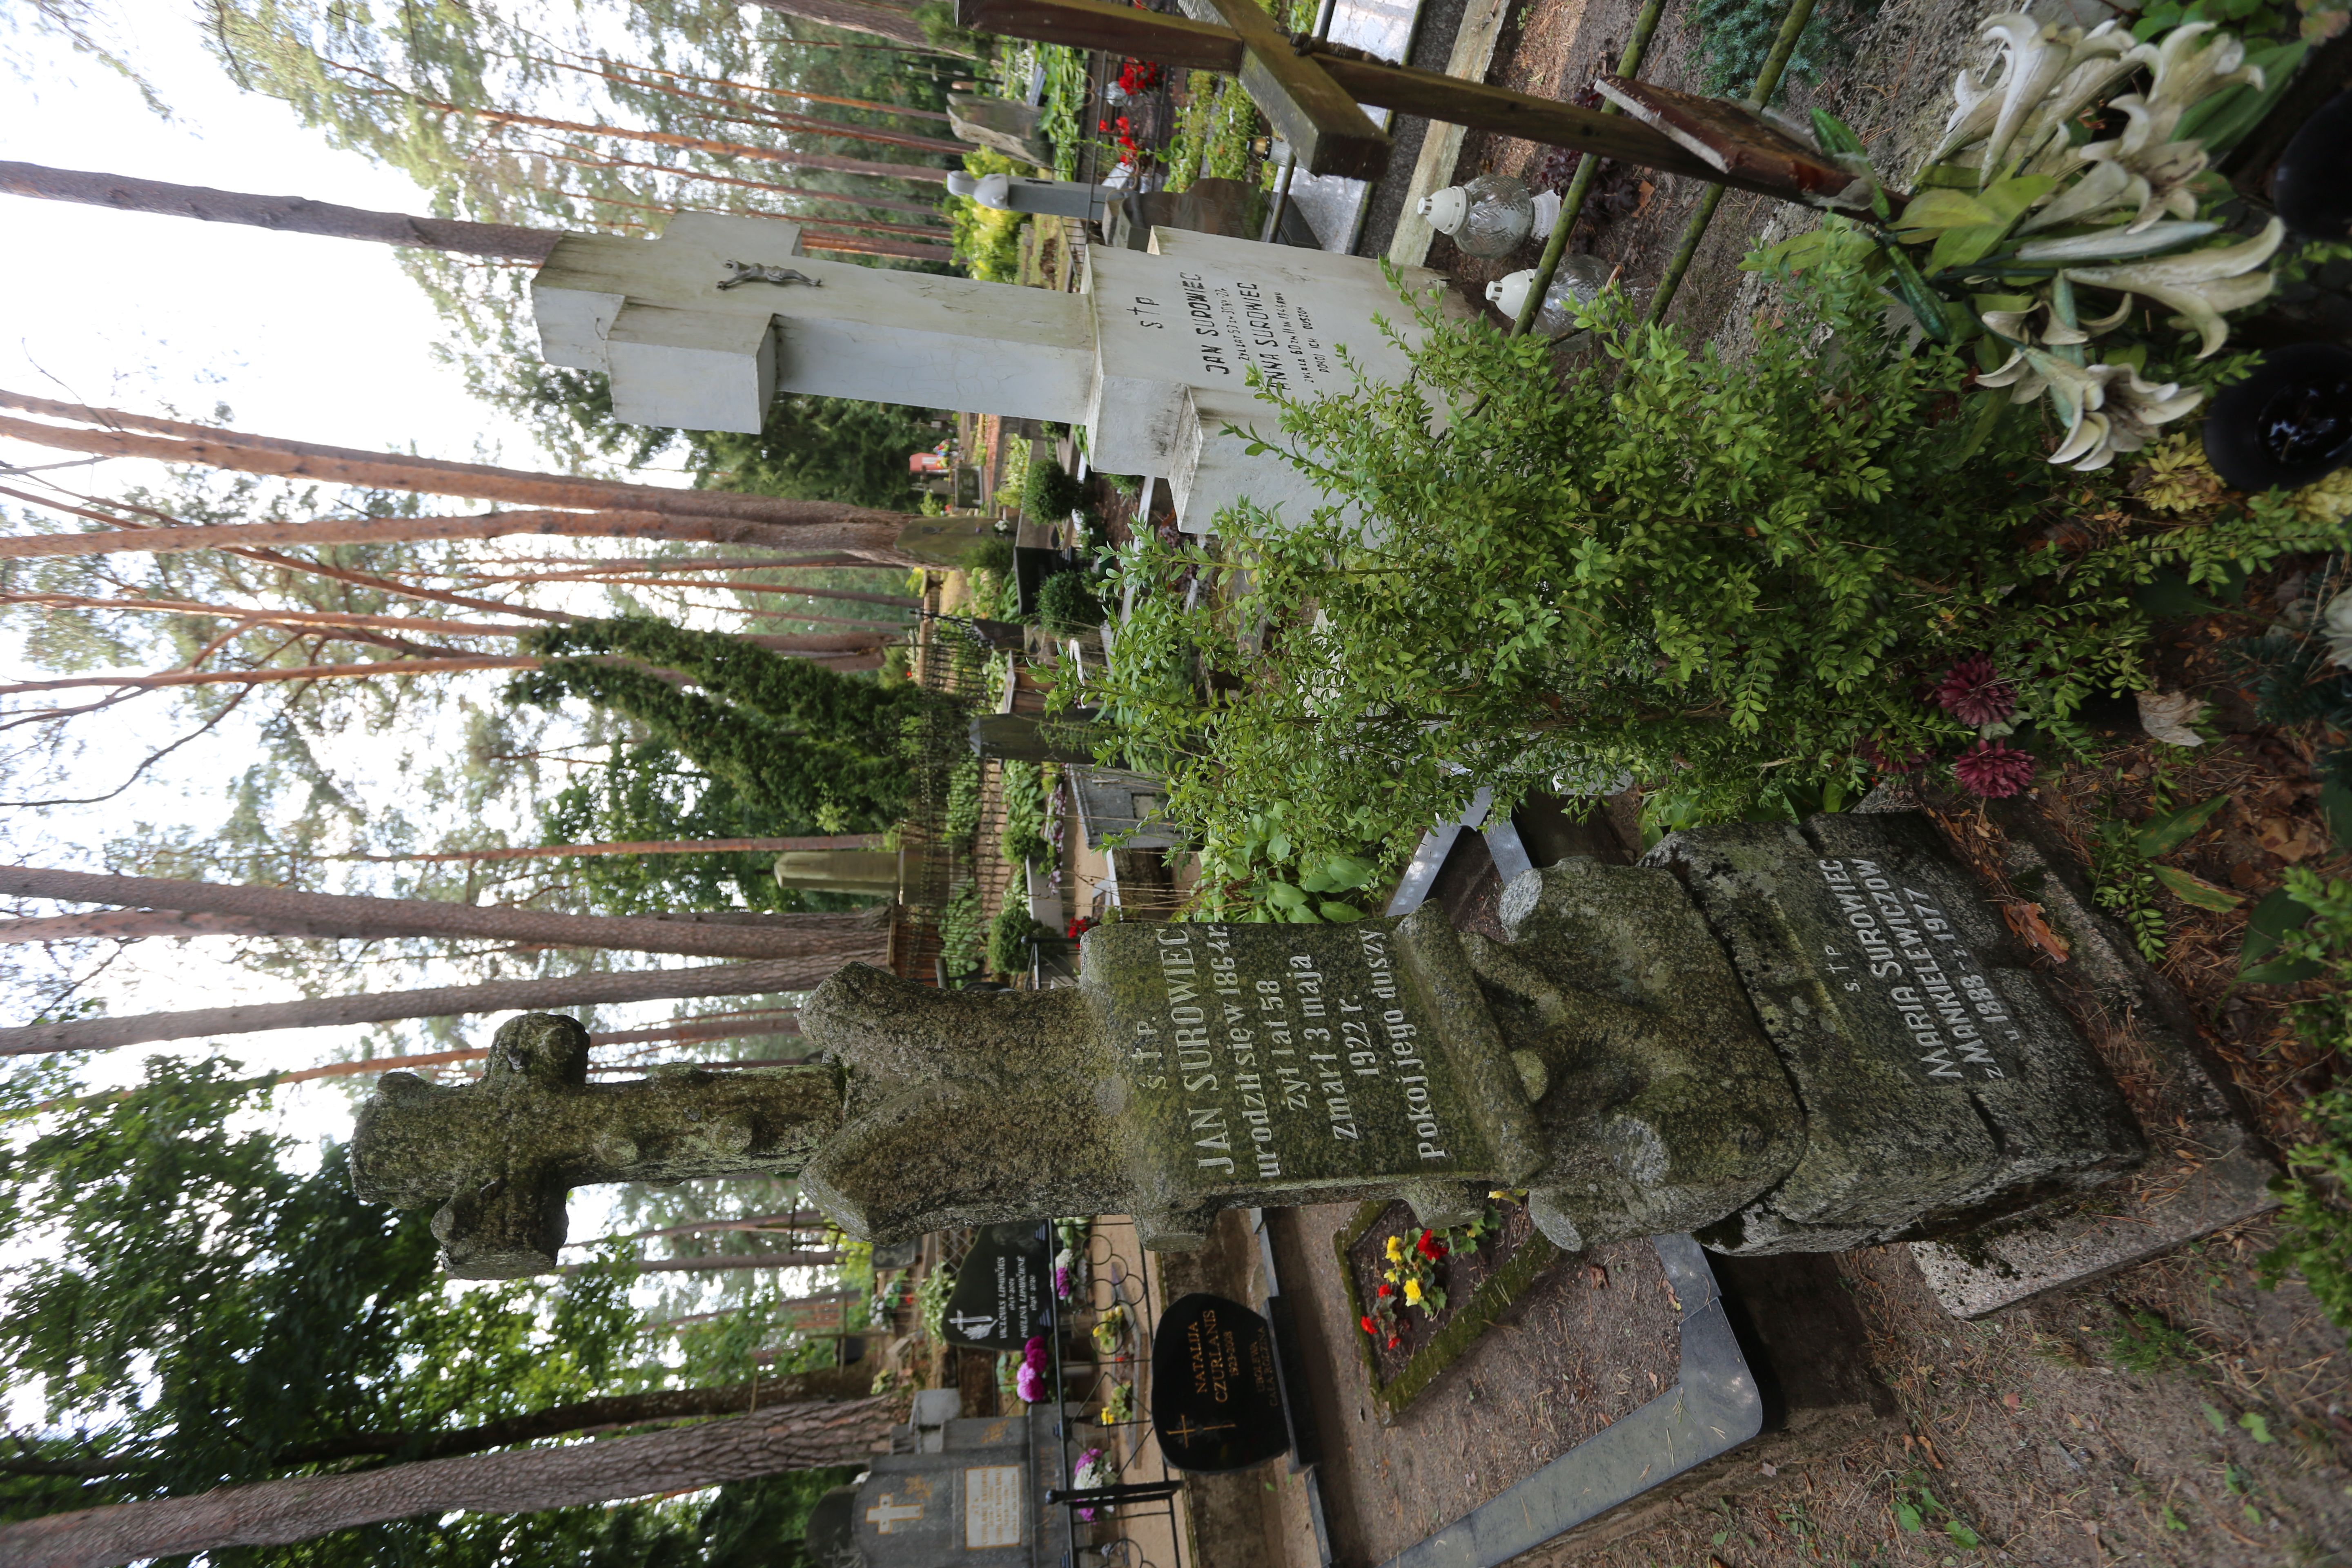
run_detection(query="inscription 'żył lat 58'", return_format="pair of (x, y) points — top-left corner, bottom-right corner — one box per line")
(351, 814), (2146, 1276)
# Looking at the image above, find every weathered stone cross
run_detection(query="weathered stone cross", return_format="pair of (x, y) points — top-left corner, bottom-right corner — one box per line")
(349, 1012), (844, 1279)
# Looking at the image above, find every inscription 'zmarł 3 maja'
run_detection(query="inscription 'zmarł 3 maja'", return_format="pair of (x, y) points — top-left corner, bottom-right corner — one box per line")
(1103, 921), (1494, 1194)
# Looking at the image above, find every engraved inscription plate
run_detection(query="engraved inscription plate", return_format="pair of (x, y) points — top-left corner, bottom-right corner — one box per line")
(1812, 856), (2018, 1085)
(963, 1464), (1023, 1548)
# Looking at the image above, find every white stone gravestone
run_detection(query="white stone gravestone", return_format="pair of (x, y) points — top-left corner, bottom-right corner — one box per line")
(532, 211), (1468, 532)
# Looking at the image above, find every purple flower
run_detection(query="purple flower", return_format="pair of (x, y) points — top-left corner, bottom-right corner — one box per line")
(1056, 1265), (1078, 1299)
(1954, 740), (2035, 798)
(1933, 655), (2017, 726)
(1023, 1335), (1049, 1370)
(1016, 1363), (1047, 1402)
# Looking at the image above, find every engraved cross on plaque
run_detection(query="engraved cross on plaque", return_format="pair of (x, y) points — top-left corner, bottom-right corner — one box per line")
(350, 1012), (844, 1280)
(865, 1497), (925, 1534)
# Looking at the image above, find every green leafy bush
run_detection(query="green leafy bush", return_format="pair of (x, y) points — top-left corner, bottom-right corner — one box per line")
(1023, 457), (1085, 520)
(2255, 870), (2352, 1336)
(949, 150), (1028, 283)
(998, 759), (1056, 870)
(968, 536), (1016, 579)
(988, 903), (1051, 975)
(1037, 571), (1105, 633)
(938, 881), (986, 973)
(1078, 259), (2342, 883)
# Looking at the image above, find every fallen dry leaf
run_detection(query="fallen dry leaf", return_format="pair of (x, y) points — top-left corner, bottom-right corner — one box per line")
(1587, 1261), (1610, 1289)
(2138, 689), (2207, 746)
(2001, 900), (2072, 962)
(2258, 816), (2325, 863)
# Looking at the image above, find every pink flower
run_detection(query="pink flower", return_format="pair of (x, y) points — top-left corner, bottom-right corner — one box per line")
(1933, 655), (2017, 725)
(1016, 1363), (1047, 1402)
(1954, 740), (2035, 798)
(1023, 1335), (1049, 1370)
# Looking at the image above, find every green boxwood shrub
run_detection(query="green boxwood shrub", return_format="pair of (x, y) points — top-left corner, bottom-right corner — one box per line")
(987, 903), (1050, 975)
(1037, 571), (1105, 633)
(1023, 458), (1085, 521)
(1077, 257), (2339, 888)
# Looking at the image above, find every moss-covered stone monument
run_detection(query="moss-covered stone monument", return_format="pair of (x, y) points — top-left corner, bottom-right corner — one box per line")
(351, 813), (2142, 1275)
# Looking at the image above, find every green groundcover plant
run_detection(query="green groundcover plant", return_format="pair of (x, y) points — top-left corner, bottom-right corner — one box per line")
(1078, 256), (2344, 893)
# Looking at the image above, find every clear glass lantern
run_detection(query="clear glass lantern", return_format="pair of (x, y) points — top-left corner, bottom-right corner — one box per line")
(1416, 174), (1557, 259)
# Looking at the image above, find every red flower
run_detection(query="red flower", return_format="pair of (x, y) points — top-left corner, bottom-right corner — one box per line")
(1933, 655), (2016, 726)
(1414, 1230), (1443, 1260)
(1376, 1282), (1393, 1297)
(1954, 740), (2036, 798)
(1387, 1336), (1402, 1349)
(1098, 117), (1112, 132)
(1360, 1315), (1377, 1335)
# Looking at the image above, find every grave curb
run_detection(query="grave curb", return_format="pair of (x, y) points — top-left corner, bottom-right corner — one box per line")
(1375, 1234), (1763, 1568)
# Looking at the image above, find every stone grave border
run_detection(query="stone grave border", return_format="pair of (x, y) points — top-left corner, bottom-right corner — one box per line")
(1375, 1232), (1764, 1568)
(1332, 1196), (1560, 1421)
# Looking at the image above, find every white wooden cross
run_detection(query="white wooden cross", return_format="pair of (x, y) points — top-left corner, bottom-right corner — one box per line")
(535, 212), (1096, 436)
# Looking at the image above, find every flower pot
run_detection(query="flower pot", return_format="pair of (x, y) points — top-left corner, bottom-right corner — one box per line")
(2201, 341), (2352, 494)
(2274, 89), (2352, 238)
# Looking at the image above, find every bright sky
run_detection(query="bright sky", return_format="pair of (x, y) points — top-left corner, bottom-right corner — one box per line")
(0, 4), (557, 470)
(0, 9), (752, 1185)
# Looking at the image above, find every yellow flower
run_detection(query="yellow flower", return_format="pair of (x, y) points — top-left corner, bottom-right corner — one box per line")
(1487, 1190), (1510, 1200)
(2297, 468), (2352, 527)
(1385, 1236), (1405, 1262)
(1404, 1277), (1424, 1305)
(2136, 432), (2225, 513)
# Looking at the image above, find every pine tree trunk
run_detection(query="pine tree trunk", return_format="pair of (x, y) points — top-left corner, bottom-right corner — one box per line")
(537, 53), (956, 119)
(0, 161), (560, 259)
(0, 1397), (902, 1568)
(0, 394), (941, 559)
(603, 1210), (829, 1247)
(743, 0), (966, 52)
(345, 833), (880, 864)
(0, 866), (882, 962)
(276, 1368), (881, 1465)
(0, 508), (858, 561)
(547, 150), (947, 217)
(558, 1251), (844, 1275)
(0, 956), (866, 1057)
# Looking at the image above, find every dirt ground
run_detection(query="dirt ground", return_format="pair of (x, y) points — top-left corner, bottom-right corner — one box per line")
(1425, 0), (1996, 347)
(1275, 1205), (1689, 1563)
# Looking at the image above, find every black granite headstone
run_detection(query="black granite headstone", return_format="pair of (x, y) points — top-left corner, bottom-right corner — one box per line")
(940, 1221), (1053, 1352)
(1149, 1291), (1290, 1472)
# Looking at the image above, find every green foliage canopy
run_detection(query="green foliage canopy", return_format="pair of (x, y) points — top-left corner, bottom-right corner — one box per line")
(1080, 261), (2347, 886)
(510, 618), (943, 833)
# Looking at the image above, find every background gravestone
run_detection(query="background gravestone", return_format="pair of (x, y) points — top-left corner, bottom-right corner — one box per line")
(940, 1221), (1054, 1352)
(1152, 1292), (1290, 1472)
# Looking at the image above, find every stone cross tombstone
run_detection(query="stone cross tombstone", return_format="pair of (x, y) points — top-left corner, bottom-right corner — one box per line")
(940, 1221), (1055, 1352)
(1150, 1292), (1290, 1472)
(946, 169), (1118, 225)
(348, 1012), (841, 1279)
(351, 813), (2144, 1277)
(532, 210), (1463, 533)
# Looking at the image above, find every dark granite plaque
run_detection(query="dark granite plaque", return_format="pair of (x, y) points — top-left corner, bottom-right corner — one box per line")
(941, 1221), (1053, 1352)
(1150, 1291), (1290, 1473)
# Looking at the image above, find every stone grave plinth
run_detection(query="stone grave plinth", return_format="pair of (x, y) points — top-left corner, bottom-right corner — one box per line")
(804, 1392), (1058, 1566)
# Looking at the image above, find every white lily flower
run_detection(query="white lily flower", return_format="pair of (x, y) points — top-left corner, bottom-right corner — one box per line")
(1978, 16), (2088, 180)
(2065, 217), (2286, 356)
(2142, 22), (2263, 116)
(2050, 364), (2204, 470)
(2015, 24), (2142, 170)
(1976, 347), (2050, 403)
(2012, 219), (2217, 262)
(2016, 158), (2140, 234)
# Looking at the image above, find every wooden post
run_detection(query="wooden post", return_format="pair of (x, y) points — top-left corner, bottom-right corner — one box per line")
(955, 0), (1873, 207)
